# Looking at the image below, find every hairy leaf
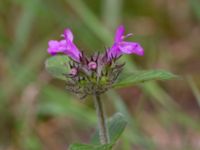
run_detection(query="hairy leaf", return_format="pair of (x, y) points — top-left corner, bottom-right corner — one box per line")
(45, 55), (70, 80)
(113, 70), (179, 88)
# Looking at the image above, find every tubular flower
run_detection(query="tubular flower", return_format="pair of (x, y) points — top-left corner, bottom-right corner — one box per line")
(47, 29), (82, 62)
(107, 25), (144, 59)
(47, 26), (143, 98)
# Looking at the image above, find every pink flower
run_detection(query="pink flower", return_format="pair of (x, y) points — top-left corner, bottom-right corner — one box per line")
(47, 29), (82, 62)
(108, 25), (144, 59)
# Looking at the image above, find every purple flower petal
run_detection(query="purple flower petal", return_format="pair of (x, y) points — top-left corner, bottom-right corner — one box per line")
(47, 29), (82, 62)
(114, 25), (125, 42)
(63, 41), (81, 61)
(108, 25), (144, 60)
(48, 40), (67, 55)
(63, 28), (74, 42)
(119, 42), (144, 56)
(107, 44), (121, 58)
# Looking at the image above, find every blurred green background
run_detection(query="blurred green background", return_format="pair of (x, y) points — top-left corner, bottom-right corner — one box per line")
(0, 0), (200, 149)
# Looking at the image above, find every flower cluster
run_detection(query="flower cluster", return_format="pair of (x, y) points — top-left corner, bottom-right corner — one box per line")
(47, 25), (144, 98)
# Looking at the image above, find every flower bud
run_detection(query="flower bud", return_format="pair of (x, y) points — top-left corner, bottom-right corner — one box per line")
(88, 61), (97, 70)
(69, 68), (78, 76)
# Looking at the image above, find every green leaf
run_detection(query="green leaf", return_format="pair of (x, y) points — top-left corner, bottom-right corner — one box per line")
(45, 55), (70, 80)
(91, 113), (127, 144)
(113, 70), (179, 88)
(69, 143), (113, 150)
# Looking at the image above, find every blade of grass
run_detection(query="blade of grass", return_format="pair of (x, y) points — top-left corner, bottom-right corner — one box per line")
(186, 75), (200, 107)
(9, 0), (40, 61)
(101, 0), (123, 30)
(189, 0), (200, 20)
(66, 0), (112, 45)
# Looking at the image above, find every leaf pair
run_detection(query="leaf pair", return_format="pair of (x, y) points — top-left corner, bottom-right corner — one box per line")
(45, 55), (178, 88)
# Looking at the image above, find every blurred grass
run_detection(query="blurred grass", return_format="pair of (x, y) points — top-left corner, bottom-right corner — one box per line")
(0, 0), (200, 150)
(189, 0), (200, 20)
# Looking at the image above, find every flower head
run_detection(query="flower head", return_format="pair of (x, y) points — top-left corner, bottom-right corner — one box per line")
(108, 25), (144, 59)
(47, 29), (82, 62)
(64, 53), (124, 98)
(47, 25), (143, 98)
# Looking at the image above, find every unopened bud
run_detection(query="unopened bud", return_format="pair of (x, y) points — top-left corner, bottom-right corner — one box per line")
(70, 68), (78, 76)
(88, 61), (97, 70)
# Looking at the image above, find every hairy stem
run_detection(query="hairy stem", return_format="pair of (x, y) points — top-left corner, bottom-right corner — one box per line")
(93, 94), (109, 144)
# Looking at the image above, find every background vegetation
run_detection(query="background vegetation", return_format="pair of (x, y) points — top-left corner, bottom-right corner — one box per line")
(0, 0), (200, 149)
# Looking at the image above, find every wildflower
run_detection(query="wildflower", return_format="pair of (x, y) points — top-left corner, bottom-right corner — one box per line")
(107, 25), (144, 59)
(47, 26), (143, 98)
(47, 29), (82, 62)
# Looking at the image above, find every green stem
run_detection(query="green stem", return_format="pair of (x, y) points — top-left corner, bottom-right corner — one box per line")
(93, 94), (109, 144)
